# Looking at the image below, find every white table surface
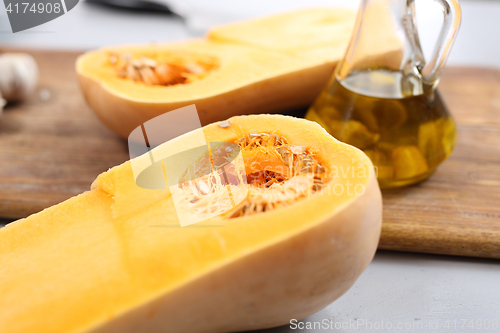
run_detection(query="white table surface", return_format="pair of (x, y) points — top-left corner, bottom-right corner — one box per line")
(1, 1), (499, 332)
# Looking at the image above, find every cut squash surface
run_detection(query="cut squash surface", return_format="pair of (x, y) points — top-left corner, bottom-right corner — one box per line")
(76, 8), (359, 138)
(77, 40), (311, 102)
(0, 115), (382, 333)
(208, 8), (356, 55)
(77, 40), (337, 138)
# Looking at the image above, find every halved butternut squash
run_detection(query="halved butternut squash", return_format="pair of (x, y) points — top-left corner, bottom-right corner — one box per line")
(77, 39), (336, 139)
(76, 8), (357, 138)
(0, 115), (382, 333)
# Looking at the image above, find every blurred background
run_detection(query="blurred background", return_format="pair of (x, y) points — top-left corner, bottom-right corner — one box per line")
(1, 0), (499, 68)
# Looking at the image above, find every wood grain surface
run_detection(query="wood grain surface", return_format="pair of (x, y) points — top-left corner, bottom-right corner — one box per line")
(0, 50), (498, 258)
(0, 49), (129, 218)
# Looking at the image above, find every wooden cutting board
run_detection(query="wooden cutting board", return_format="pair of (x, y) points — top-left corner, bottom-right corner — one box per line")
(0, 49), (129, 218)
(0, 49), (499, 259)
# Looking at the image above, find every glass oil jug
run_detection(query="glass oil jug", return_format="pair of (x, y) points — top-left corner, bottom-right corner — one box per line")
(306, 0), (461, 188)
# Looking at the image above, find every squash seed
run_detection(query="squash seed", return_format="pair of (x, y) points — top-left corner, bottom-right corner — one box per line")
(218, 120), (231, 128)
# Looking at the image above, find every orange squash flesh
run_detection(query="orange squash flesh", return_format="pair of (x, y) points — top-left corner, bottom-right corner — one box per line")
(0, 115), (381, 333)
(208, 8), (356, 56)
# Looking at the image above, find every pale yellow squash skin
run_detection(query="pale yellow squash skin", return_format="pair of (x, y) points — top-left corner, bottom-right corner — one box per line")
(0, 115), (382, 333)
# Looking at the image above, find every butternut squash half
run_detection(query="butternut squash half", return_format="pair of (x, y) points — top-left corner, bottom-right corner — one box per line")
(0, 115), (382, 333)
(76, 8), (357, 138)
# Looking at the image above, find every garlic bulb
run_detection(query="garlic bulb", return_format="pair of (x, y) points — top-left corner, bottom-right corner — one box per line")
(0, 53), (38, 102)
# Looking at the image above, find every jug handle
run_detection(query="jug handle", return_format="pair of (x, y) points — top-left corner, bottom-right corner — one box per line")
(419, 0), (462, 85)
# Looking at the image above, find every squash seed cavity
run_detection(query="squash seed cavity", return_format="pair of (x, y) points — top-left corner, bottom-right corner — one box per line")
(109, 52), (219, 86)
(176, 132), (327, 220)
(229, 133), (325, 218)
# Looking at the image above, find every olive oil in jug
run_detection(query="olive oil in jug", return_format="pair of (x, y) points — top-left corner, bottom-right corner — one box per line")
(307, 69), (457, 188)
